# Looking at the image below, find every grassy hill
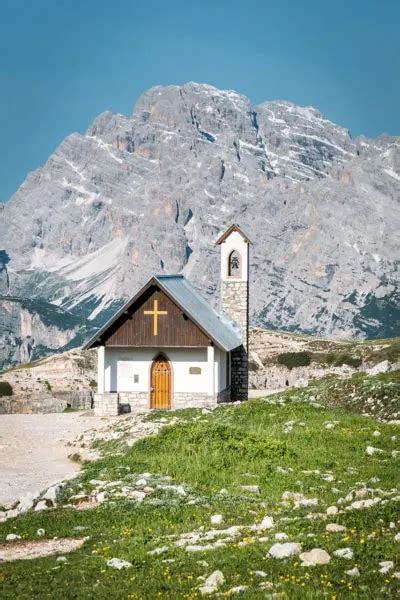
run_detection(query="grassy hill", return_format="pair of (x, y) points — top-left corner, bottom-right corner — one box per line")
(0, 371), (399, 598)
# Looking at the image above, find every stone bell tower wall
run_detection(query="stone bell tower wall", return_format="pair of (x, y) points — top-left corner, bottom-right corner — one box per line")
(217, 226), (251, 401)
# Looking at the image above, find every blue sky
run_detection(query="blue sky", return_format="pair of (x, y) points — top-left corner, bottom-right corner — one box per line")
(0, 0), (399, 201)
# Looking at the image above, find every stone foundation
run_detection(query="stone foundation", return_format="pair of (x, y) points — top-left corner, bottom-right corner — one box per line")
(94, 393), (119, 417)
(173, 392), (215, 409)
(93, 388), (233, 415)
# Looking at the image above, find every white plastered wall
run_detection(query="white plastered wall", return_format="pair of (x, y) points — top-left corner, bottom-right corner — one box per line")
(103, 346), (228, 395)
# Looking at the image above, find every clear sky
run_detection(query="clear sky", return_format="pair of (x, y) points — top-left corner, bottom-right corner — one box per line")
(0, 0), (399, 201)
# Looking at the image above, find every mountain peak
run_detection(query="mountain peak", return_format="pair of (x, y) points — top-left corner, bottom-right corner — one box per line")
(0, 82), (399, 369)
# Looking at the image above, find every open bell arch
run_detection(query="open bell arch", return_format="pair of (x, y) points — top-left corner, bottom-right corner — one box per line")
(228, 249), (242, 278)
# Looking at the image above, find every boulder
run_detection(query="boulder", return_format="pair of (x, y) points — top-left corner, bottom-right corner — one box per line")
(268, 542), (301, 559)
(300, 548), (331, 566)
(106, 558), (132, 569)
(199, 570), (225, 595)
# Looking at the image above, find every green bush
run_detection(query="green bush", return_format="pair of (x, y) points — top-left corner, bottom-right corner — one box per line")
(325, 353), (362, 368)
(0, 381), (13, 396)
(44, 380), (52, 392)
(277, 351), (311, 370)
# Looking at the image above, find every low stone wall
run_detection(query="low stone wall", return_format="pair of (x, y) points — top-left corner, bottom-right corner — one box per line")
(0, 391), (92, 414)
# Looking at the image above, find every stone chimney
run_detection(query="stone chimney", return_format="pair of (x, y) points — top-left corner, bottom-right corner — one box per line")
(216, 224), (251, 400)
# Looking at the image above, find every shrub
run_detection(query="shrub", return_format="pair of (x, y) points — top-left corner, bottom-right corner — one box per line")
(44, 380), (52, 392)
(326, 353), (362, 368)
(0, 381), (13, 396)
(277, 351), (311, 370)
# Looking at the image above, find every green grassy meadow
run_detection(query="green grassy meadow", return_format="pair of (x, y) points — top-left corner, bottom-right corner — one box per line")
(0, 372), (399, 599)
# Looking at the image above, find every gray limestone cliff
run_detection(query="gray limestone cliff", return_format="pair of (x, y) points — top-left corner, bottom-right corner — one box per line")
(0, 82), (399, 368)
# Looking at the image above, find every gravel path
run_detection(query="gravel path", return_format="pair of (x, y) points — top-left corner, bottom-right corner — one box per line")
(0, 412), (103, 506)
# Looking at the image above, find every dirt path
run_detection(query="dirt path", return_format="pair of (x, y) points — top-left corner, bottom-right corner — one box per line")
(0, 412), (104, 506)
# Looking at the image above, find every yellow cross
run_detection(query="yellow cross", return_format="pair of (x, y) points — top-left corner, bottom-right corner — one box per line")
(144, 299), (168, 336)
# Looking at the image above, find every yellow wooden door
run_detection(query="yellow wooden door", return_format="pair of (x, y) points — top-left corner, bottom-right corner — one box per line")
(151, 356), (171, 409)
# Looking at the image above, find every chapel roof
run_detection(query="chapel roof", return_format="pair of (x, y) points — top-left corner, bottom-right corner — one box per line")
(83, 274), (242, 352)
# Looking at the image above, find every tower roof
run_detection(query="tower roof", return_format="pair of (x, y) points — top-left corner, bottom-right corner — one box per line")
(215, 224), (252, 245)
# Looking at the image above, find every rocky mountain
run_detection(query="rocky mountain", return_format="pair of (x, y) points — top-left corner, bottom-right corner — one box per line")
(0, 82), (399, 369)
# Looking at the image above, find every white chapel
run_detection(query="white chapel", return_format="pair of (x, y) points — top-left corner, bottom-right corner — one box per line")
(84, 225), (251, 415)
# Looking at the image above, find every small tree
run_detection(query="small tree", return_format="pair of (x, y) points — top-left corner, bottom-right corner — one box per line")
(0, 381), (13, 396)
(277, 352), (312, 370)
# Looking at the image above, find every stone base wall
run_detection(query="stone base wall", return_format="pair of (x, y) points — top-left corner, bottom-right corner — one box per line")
(118, 392), (149, 412)
(0, 391), (92, 414)
(94, 393), (119, 417)
(173, 392), (215, 410)
(93, 388), (233, 414)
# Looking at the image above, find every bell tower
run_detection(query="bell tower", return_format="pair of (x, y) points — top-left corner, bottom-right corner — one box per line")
(216, 224), (251, 401)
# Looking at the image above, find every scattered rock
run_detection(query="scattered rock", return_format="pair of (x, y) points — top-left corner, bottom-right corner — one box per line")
(255, 516), (274, 531)
(345, 567), (360, 578)
(0, 537), (88, 562)
(333, 548), (353, 560)
(372, 430), (381, 437)
(227, 585), (247, 595)
(275, 533), (288, 541)
(268, 542), (301, 559)
(300, 548), (331, 566)
(326, 506), (338, 515)
(366, 446), (383, 456)
(254, 570), (267, 577)
(378, 561), (394, 574)
(106, 557), (132, 570)
(37, 529), (45, 537)
(199, 570), (225, 595)
(348, 497), (381, 510)
(394, 532), (400, 542)
(281, 491), (318, 509)
(34, 500), (48, 512)
(210, 514), (223, 526)
(56, 556), (67, 563)
(6, 534), (21, 541)
(240, 485), (260, 494)
(42, 483), (63, 503)
(367, 360), (391, 375)
(326, 523), (346, 533)
(148, 546), (168, 556)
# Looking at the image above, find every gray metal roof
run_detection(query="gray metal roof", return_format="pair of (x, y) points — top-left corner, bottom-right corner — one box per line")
(84, 274), (242, 351)
(155, 275), (242, 351)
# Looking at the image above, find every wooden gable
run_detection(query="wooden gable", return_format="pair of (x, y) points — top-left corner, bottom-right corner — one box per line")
(101, 284), (210, 347)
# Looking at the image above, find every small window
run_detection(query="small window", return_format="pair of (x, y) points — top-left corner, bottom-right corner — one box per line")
(228, 250), (241, 278)
(134, 374), (139, 383)
(189, 367), (201, 375)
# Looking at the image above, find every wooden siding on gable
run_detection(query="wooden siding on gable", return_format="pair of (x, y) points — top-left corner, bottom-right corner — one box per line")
(102, 285), (210, 347)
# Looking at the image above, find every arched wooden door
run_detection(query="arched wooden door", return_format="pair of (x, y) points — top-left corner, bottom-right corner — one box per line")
(150, 355), (172, 409)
